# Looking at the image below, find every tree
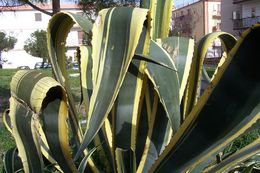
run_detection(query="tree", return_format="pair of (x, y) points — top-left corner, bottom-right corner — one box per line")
(79, 0), (138, 19)
(0, 32), (17, 68)
(24, 30), (49, 63)
(0, 0), (139, 19)
(0, 0), (60, 16)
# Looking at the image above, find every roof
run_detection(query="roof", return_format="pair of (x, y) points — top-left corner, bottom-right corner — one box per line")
(174, 0), (221, 10)
(0, 3), (81, 12)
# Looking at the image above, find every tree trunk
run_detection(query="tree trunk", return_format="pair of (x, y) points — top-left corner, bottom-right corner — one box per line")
(52, 0), (60, 15)
(0, 51), (2, 69)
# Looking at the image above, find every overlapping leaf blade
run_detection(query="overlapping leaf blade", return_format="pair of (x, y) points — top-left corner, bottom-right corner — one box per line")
(151, 0), (172, 39)
(47, 12), (93, 147)
(9, 70), (81, 172)
(208, 137), (260, 173)
(113, 60), (146, 149)
(115, 148), (136, 173)
(183, 32), (237, 117)
(75, 7), (151, 160)
(158, 36), (195, 102)
(140, 0), (172, 39)
(150, 25), (260, 173)
(2, 148), (22, 173)
(146, 40), (180, 131)
(78, 45), (93, 115)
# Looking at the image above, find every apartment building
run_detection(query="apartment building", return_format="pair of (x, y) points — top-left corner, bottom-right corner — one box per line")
(172, 0), (221, 41)
(221, 0), (260, 37)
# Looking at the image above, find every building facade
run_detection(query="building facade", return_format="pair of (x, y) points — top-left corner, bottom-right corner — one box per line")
(0, 2), (83, 68)
(172, 0), (221, 41)
(221, 0), (260, 37)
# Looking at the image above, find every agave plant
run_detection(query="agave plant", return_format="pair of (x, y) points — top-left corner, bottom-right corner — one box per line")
(2, 0), (260, 172)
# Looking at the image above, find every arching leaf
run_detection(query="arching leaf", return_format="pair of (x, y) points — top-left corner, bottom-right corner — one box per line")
(150, 25), (260, 173)
(75, 7), (152, 160)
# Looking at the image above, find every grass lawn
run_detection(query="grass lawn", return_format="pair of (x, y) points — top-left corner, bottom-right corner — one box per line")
(0, 69), (17, 113)
(0, 69), (17, 169)
(0, 125), (16, 169)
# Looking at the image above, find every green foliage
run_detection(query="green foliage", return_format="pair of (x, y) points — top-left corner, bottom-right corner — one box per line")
(224, 129), (260, 154)
(0, 32), (17, 52)
(79, 0), (138, 18)
(0, 0), (48, 6)
(169, 26), (182, 37)
(0, 69), (17, 112)
(0, 126), (16, 169)
(24, 30), (49, 61)
(0, 127), (15, 155)
(0, 0), (55, 16)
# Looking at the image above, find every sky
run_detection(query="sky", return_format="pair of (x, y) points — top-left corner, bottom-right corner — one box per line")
(61, 0), (79, 4)
(174, 0), (199, 8)
(0, 0), (199, 9)
(0, 0), (79, 5)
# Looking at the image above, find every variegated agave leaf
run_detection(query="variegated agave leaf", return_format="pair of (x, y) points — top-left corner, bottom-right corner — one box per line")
(9, 70), (76, 172)
(150, 24), (260, 173)
(47, 12), (93, 149)
(3, 0), (260, 172)
(74, 7), (152, 160)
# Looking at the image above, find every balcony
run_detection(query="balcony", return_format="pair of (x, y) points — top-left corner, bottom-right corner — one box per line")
(233, 0), (254, 4)
(212, 10), (221, 19)
(233, 16), (260, 29)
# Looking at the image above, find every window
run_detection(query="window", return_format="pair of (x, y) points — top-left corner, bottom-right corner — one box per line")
(187, 9), (191, 15)
(35, 13), (42, 21)
(217, 4), (221, 12)
(232, 11), (240, 20)
(251, 7), (256, 18)
(213, 4), (217, 11)
(213, 4), (221, 16)
(213, 4), (220, 12)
